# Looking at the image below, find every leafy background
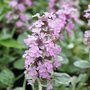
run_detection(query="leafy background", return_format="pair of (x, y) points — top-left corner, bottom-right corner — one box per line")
(0, 0), (90, 90)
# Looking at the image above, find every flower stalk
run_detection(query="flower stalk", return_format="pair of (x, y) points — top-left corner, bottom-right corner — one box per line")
(38, 79), (42, 90)
(23, 78), (26, 90)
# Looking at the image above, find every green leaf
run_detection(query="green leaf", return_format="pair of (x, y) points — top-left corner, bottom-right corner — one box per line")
(53, 73), (71, 86)
(13, 58), (24, 70)
(17, 32), (28, 48)
(77, 74), (87, 83)
(14, 87), (23, 90)
(54, 86), (67, 90)
(74, 60), (90, 69)
(58, 55), (69, 64)
(0, 55), (15, 66)
(0, 28), (11, 40)
(0, 39), (24, 49)
(0, 69), (15, 89)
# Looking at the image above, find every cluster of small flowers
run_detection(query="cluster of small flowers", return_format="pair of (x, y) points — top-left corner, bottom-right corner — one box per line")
(6, 0), (32, 30)
(23, 7), (78, 89)
(84, 5), (90, 46)
(60, 0), (79, 8)
(60, 0), (81, 26)
(48, 0), (79, 12)
(48, 0), (80, 26)
(84, 5), (90, 25)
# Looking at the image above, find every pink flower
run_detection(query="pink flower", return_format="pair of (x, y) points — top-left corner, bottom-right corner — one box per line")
(84, 30), (90, 45)
(66, 20), (74, 35)
(44, 60), (53, 73)
(47, 83), (53, 90)
(53, 59), (61, 68)
(45, 42), (61, 57)
(27, 46), (42, 58)
(24, 57), (34, 68)
(84, 5), (90, 13)
(24, 35), (37, 46)
(34, 20), (44, 28)
(6, 12), (13, 21)
(37, 61), (53, 79)
(28, 67), (38, 77)
(18, 4), (26, 12)
(9, 0), (17, 8)
(84, 5), (90, 25)
(48, 0), (56, 12)
(16, 20), (23, 28)
(25, 0), (32, 6)
(84, 13), (90, 18)
(84, 30), (90, 38)
(20, 14), (29, 21)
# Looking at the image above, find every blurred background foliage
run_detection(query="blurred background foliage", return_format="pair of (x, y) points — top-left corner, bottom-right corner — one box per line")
(0, 0), (90, 90)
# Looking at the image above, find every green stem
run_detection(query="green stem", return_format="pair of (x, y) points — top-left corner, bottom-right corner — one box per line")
(89, 47), (90, 61)
(23, 78), (26, 90)
(15, 73), (24, 82)
(87, 47), (90, 78)
(72, 85), (75, 90)
(32, 84), (35, 90)
(70, 84), (75, 90)
(11, 26), (16, 37)
(38, 79), (42, 90)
